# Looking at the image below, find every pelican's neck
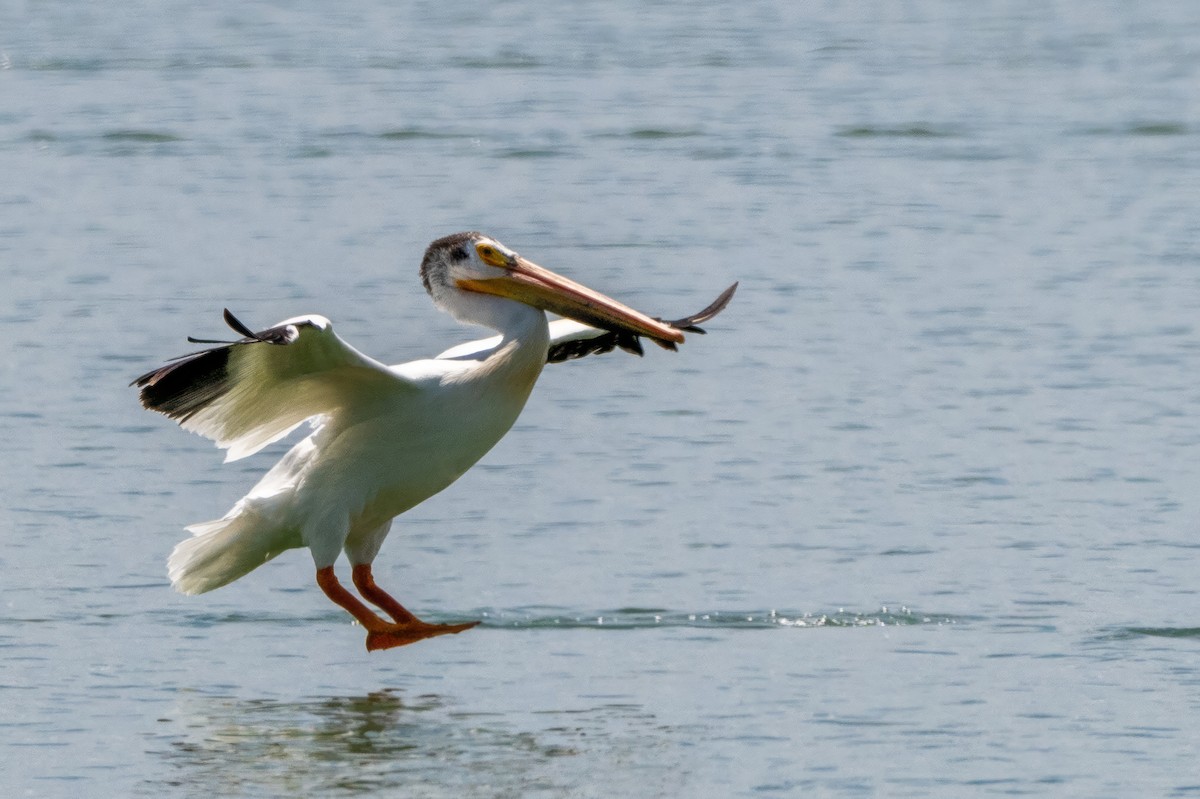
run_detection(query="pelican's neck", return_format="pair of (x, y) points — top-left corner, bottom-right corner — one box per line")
(491, 294), (549, 341)
(447, 293), (550, 385)
(491, 298), (550, 372)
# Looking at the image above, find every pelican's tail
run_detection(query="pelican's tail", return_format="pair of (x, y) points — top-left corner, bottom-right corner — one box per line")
(168, 509), (293, 595)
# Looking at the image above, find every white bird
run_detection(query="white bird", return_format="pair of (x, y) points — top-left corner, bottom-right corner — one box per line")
(133, 232), (736, 651)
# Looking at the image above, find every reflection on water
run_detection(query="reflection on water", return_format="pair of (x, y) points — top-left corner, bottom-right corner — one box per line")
(150, 690), (680, 798)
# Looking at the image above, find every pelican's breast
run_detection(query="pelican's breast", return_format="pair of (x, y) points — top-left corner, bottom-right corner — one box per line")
(339, 336), (547, 526)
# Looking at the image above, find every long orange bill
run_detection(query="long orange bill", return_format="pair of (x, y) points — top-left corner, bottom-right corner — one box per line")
(457, 255), (685, 347)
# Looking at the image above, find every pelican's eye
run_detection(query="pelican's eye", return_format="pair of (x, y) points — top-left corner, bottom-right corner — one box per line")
(476, 243), (509, 267)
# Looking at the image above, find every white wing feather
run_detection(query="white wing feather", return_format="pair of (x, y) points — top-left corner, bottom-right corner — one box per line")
(436, 318), (600, 361)
(134, 314), (416, 462)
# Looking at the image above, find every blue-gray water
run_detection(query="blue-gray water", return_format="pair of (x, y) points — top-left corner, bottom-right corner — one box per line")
(4, 2), (1200, 796)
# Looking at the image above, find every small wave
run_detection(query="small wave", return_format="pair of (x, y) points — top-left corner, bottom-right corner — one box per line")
(1128, 123), (1188, 136)
(473, 606), (959, 630)
(1072, 122), (1189, 137)
(496, 148), (569, 159)
(102, 130), (184, 143)
(172, 610), (343, 629)
(453, 53), (542, 69)
(376, 128), (476, 141)
(1103, 626), (1200, 641)
(591, 128), (704, 140)
(835, 125), (957, 139)
(164, 606), (961, 631)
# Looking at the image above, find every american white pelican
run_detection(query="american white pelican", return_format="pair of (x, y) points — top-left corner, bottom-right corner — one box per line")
(133, 232), (736, 651)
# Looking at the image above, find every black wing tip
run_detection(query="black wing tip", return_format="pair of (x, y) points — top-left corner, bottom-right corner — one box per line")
(548, 333), (616, 363)
(650, 281), (736, 347)
(222, 308), (258, 339)
(131, 308), (271, 418)
(132, 345), (233, 421)
(545, 281), (735, 364)
(665, 281), (738, 333)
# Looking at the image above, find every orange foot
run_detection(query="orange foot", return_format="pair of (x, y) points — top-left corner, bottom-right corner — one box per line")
(366, 619), (480, 652)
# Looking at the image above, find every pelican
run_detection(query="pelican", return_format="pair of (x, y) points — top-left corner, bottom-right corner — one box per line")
(133, 232), (736, 651)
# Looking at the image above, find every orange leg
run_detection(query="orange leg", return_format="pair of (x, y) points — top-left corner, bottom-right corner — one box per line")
(352, 563), (419, 624)
(316, 566), (478, 652)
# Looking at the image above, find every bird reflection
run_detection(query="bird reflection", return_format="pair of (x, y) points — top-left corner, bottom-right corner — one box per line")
(153, 690), (570, 795)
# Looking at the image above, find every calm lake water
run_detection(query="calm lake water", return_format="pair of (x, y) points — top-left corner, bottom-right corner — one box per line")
(4, 1), (1200, 796)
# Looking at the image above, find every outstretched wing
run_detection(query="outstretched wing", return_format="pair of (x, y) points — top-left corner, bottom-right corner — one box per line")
(132, 310), (415, 461)
(435, 282), (738, 363)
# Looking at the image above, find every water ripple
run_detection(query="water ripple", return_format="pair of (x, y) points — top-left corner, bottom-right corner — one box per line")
(1098, 627), (1200, 642)
(835, 125), (959, 139)
(475, 606), (961, 630)
(141, 606), (964, 632)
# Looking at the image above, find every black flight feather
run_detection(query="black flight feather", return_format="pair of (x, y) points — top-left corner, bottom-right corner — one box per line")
(131, 310), (312, 422)
(546, 281), (737, 364)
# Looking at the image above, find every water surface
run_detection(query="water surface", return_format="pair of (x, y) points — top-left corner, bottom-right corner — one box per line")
(4, 1), (1200, 796)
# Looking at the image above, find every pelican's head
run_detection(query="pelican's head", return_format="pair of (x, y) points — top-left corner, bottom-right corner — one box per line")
(419, 232), (685, 346)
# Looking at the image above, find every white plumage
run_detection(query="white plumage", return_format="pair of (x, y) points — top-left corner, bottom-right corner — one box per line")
(135, 232), (735, 651)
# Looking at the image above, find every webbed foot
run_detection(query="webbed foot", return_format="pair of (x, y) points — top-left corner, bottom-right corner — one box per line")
(365, 619), (480, 651)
